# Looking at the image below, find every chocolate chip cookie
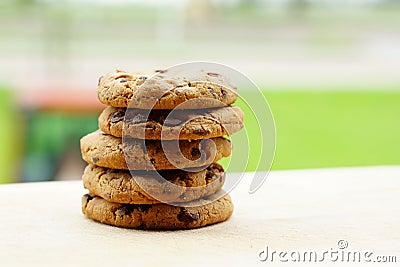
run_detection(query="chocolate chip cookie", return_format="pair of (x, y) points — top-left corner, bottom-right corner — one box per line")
(98, 69), (238, 109)
(98, 106), (244, 140)
(83, 163), (225, 204)
(82, 192), (233, 229)
(80, 131), (232, 170)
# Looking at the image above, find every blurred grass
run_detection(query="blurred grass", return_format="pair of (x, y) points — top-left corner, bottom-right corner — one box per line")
(228, 90), (400, 171)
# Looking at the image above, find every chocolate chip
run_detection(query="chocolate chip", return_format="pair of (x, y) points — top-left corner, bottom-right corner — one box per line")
(207, 72), (220, 77)
(92, 157), (99, 163)
(163, 118), (182, 126)
(208, 87), (218, 98)
(150, 158), (156, 164)
(117, 205), (135, 216)
(191, 148), (201, 159)
(83, 194), (93, 203)
(145, 122), (157, 131)
(221, 89), (227, 99)
(132, 113), (147, 124)
(155, 69), (167, 73)
(205, 169), (217, 181)
(119, 78), (130, 83)
(193, 128), (208, 135)
(178, 174), (188, 181)
(97, 75), (104, 86)
(110, 111), (124, 123)
(138, 205), (151, 212)
(177, 208), (199, 223)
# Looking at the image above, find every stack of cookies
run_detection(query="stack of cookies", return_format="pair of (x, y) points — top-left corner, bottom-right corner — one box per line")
(80, 69), (244, 230)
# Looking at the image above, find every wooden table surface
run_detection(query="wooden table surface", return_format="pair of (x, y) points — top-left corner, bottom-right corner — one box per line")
(1, 167), (399, 266)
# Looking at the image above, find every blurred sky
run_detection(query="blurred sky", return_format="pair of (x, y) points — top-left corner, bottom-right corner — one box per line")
(1, 0), (399, 91)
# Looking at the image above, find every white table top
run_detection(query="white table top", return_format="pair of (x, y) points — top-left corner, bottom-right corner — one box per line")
(1, 166), (399, 266)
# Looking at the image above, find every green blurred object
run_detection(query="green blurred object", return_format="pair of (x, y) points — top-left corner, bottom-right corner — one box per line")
(22, 111), (98, 182)
(0, 88), (22, 183)
(223, 90), (400, 172)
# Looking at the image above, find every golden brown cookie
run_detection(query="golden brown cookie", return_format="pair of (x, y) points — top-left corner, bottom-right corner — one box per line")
(81, 193), (233, 229)
(97, 69), (155, 108)
(97, 69), (238, 109)
(80, 131), (232, 170)
(83, 163), (225, 204)
(98, 106), (244, 140)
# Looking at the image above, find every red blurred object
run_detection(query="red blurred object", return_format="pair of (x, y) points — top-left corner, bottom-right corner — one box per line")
(17, 82), (105, 112)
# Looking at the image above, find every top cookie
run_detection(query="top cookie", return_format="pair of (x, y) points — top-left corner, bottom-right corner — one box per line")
(97, 69), (238, 109)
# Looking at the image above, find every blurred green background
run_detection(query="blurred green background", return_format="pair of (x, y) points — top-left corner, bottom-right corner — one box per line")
(0, 0), (399, 183)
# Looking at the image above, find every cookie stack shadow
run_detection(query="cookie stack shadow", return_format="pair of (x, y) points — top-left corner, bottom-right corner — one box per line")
(80, 69), (244, 230)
